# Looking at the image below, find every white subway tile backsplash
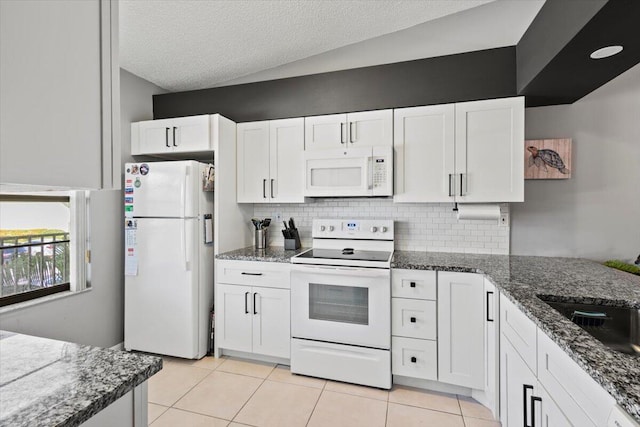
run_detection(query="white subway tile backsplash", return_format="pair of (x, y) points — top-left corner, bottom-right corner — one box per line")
(253, 199), (510, 255)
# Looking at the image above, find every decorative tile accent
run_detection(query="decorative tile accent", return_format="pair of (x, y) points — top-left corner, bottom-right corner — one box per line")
(253, 200), (510, 255)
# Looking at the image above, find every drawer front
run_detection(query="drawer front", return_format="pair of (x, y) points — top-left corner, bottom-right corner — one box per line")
(217, 260), (291, 289)
(392, 336), (437, 380)
(392, 269), (437, 300)
(392, 298), (437, 340)
(500, 294), (537, 374)
(537, 330), (614, 427)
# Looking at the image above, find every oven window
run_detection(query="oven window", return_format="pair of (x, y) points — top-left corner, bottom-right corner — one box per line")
(309, 283), (368, 325)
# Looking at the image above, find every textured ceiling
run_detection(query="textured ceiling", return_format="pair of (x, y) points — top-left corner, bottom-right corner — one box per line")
(119, 0), (494, 91)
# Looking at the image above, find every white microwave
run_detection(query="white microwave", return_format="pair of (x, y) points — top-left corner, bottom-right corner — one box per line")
(303, 146), (393, 197)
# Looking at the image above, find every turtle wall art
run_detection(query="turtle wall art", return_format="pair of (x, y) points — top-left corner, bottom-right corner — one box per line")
(524, 138), (572, 179)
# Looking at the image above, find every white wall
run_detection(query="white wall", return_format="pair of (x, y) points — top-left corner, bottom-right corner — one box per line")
(120, 68), (167, 167)
(511, 63), (640, 261)
(0, 0), (103, 188)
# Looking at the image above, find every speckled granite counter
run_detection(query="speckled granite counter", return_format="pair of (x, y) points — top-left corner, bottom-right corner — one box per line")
(216, 246), (308, 263)
(392, 251), (640, 422)
(0, 331), (162, 427)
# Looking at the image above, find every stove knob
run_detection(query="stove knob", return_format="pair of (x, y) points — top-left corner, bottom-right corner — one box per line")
(381, 226), (387, 233)
(370, 226), (378, 233)
(319, 225), (326, 232)
(328, 226), (334, 232)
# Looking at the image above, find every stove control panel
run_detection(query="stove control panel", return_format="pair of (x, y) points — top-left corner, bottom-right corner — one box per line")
(313, 219), (394, 240)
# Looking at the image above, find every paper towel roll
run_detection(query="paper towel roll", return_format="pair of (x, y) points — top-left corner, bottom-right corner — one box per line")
(456, 204), (501, 221)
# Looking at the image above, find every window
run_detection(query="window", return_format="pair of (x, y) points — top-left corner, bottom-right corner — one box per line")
(0, 192), (87, 307)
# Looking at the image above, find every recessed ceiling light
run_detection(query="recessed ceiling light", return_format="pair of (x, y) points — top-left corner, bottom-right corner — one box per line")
(590, 45), (623, 59)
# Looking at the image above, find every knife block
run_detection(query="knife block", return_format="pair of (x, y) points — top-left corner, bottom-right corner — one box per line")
(284, 230), (301, 250)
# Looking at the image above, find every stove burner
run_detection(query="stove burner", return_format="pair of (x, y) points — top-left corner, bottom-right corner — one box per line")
(342, 248), (354, 255)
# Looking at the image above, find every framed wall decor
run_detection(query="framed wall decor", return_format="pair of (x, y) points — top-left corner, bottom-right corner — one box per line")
(524, 138), (572, 179)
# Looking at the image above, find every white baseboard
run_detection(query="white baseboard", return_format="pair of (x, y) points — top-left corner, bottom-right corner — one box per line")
(393, 375), (472, 396)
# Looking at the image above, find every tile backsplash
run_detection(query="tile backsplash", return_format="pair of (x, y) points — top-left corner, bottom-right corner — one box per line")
(253, 199), (510, 254)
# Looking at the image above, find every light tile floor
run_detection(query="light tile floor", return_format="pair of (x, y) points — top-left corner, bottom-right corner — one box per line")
(148, 356), (501, 427)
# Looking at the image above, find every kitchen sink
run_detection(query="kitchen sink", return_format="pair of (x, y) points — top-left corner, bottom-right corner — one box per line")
(539, 297), (640, 356)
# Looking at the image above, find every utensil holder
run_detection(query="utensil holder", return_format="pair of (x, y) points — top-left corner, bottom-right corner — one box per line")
(284, 230), (301, 250)
(255, 229), (267, 250)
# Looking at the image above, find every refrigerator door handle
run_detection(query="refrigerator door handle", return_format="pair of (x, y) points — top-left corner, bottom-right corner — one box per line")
(182, 220), (191, 271)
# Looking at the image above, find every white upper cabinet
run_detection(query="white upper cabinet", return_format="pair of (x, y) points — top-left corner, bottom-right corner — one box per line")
(133, 115), (212, 155)
(393, 104), (455, 202)
(237, 122), (270, 203)
(394, 97), (524, 203)
(305, 110), (392, 150)
(455, 97), (524, 202)
(237, 118), (305, 203)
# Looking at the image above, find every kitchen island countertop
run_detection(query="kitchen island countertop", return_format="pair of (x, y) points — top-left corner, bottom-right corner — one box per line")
(0, 331), (162, 427)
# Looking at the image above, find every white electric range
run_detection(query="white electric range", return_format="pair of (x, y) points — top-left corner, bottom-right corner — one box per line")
(290, 219), (394, 389)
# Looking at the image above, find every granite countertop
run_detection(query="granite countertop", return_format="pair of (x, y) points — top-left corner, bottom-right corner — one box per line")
(0, 331), (162, 427)
(392, 251), (640, 422)
(216, 246), (309, 263)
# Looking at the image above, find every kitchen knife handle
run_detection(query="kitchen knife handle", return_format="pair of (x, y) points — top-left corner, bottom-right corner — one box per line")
(244, 292), (249, 314)
(270, 179), (274, 198)
(263, 179), (267, 199)
(340, 122), (345, 144)
(172, 127), (178, 146)
(523, 384), (534, 427)
(165, 128), (170, 148)
(241, 272), (263, 276)
(448, 174), (453, 197)
(486, 291), (494, 322)
(530, 395), (542, 427)
(253, 292), (258, 315)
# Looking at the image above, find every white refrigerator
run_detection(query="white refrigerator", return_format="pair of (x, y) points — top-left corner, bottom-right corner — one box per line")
(124, 160), (214, 359)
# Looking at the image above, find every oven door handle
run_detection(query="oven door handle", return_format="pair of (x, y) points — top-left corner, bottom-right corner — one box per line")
(291, 264), (390, 278)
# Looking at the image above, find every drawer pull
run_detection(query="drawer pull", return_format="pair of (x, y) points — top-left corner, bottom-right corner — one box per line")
(410, 317), (417, 323)
(410, 356), (417, 363)
(241, 272), (263, 276)
(410, 282), (416, 288)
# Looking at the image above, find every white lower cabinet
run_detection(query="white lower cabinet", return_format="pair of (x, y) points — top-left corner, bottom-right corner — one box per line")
(499, 294), (626, 427)
(216, 260), (291, 359)
(391, 336), (437, 380)
(438, 271), (485, 389)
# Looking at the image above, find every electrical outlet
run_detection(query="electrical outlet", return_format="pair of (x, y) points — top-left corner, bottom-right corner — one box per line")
(499, 213), (509, 227)
(274, 212), (282, 224)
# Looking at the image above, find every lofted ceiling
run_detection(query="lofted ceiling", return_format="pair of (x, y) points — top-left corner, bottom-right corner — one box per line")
(119, 0), (500, 92)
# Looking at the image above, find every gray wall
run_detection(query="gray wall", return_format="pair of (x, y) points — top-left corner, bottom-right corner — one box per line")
(120, 68), (167, 167)
(0, 0), (102, 188)
(0, 190), (124, 347)
(0, 1), (125, 348)
(511, 63), (640, 261)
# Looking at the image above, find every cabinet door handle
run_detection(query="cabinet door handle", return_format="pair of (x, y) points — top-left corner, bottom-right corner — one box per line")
(244, 291), (249, 314)
(241, 272), (263, 276)
(263, 179), (267, 199)
(253, 292), (258, 315)
(172, 126), (178, 147)
(340, 122), (345, 144)
(410, 281), (416, 288)
(165, 127), (170, 147)
(459, 173), (464, 197)
(270, 179), (274, 198)
(523, 384), (534, 427)
(410, 356), (417, 363)
(410, 317), (417, 323)
(448, 174), (453, 197)
(530, 395), (542, 427)
(486, 291), (494, 322)
(349, 121), (355, 143)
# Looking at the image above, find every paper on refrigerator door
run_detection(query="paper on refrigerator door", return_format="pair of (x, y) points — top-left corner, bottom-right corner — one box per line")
(125, 219), (138, 276)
